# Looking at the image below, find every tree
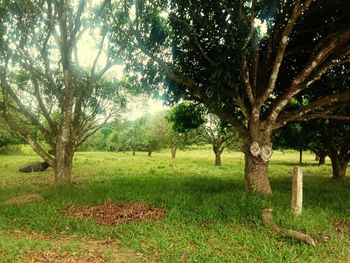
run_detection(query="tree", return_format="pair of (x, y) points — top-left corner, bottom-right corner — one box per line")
(321, 120), (350, 181)
(165, 127), (186, 159)
(126, 118), (147, 155)
(304, 122), (328, 166)
(142, 113), (168, 156)
(198, 114), (239, 166)
(0, 1), (125, 184)
(106, 0), (350, 194)
(167, 102), (239, 165)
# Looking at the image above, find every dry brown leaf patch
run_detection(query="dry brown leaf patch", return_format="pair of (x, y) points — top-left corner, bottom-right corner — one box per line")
(63, 201), (165, 225)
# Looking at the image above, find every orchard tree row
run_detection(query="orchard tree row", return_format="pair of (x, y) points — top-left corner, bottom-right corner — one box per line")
(80, 103), (240, 166)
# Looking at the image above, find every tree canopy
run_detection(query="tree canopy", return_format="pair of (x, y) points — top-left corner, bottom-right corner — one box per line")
(0, 0), (126, 183)
(105, 0), (350, 194)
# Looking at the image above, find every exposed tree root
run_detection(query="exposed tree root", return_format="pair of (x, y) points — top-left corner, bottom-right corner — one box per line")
(262, 208), (316, 247)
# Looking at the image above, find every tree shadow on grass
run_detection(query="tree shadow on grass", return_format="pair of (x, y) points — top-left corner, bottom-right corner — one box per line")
(270, 160), (329, 168)
(36, 175), (266, 224)
(1, 173), (349, 233)
(269, 174), (350, 219)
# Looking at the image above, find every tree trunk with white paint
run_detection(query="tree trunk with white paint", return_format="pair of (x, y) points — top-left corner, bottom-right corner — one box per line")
(242, 119), (273, 195)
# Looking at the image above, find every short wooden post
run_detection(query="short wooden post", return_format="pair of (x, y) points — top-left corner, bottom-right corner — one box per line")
(291, 166), (303, 215)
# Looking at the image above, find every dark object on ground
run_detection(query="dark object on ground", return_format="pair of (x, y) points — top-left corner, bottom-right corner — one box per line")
(19, 162), (50, 173)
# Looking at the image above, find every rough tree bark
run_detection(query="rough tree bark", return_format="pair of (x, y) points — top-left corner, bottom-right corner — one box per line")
(244, 152), (272, 194)
(241, 118), (274, 194)
(55, 141), (74, 184)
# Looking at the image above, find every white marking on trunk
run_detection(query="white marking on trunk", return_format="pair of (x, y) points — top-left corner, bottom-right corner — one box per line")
(282, 36), (288, 44)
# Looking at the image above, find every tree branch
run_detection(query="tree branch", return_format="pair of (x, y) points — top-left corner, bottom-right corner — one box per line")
(268, 28), (350, 124)
(169, 13), (217, 65)
(257, 0), (313, 107)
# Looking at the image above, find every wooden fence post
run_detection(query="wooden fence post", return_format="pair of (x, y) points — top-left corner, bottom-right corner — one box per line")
(292, 167), (303, 215)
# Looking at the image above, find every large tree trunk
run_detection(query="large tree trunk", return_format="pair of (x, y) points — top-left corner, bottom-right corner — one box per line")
(329, 153), (347, 181)
(132, 148), (136, 156)
(243, 121), (273, 195)
(147, 146), (152, 157)
(244, 152), (272, 194)
(54, 140), (74, 184)
(322, 123), (347, 181)
(171, 145), (177, 158)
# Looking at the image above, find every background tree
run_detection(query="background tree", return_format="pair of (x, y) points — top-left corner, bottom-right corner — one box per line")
(0, 1), (125, 184)
(198, 114), (240, 166)
(106, 0), (350, 194)
(272, 121), (327, 165)
(167, 102), (239, 165)
(126, 118), (147, 155)
(321, 120), (350, 181)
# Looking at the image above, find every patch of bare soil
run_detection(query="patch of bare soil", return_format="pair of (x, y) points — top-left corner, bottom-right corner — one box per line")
(334, 221), (350, 233)
(2, 193), (44, 205)
(24, 249), (106, 263)
(64, 201), (165, 225)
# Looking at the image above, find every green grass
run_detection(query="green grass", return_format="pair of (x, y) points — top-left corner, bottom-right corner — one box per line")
(0, 149), (349, 262)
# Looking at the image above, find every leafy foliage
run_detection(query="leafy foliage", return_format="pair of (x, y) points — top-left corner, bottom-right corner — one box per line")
(0, 1), (127, 182)
(166, 102), (205, 133)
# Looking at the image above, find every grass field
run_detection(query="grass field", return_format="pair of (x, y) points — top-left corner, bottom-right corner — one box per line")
(0, 149), (349, 262)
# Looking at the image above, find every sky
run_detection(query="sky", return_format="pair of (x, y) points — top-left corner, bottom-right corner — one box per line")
(77, 28), (168, 120)
(123, 97), (168, 120)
